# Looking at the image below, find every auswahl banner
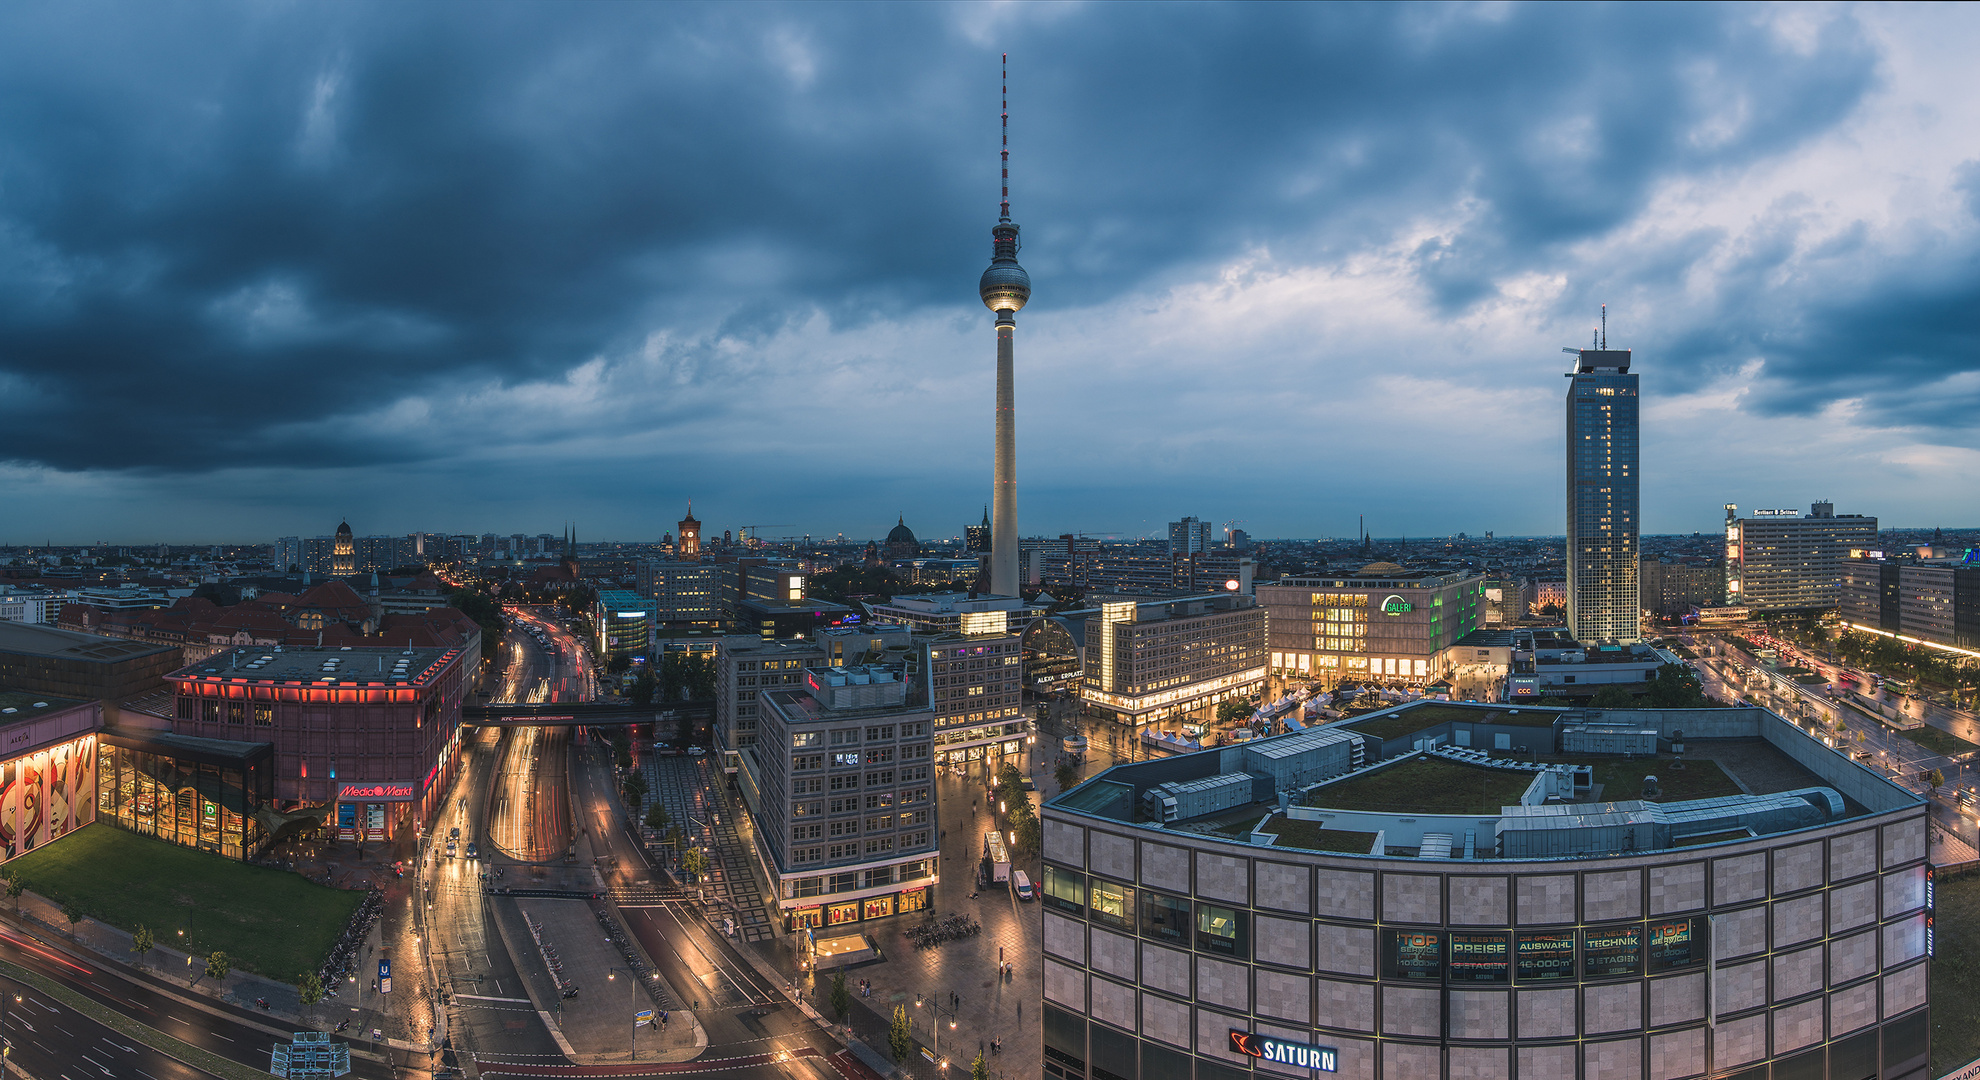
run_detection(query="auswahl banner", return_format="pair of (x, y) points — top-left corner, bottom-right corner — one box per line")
(1942, 1056), (1980, 1080)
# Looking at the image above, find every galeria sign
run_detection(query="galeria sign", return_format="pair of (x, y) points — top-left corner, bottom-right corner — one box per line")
(1229, 1030), (1338, 1072)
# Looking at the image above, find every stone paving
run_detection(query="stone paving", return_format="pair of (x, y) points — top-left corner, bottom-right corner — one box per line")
(637, 753), (778, 943)
(505, 896), (699, 1062)
(632, 739), (1075, 1080)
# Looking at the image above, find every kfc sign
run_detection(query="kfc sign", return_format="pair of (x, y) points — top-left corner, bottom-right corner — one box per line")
(336, 781), (419, 803)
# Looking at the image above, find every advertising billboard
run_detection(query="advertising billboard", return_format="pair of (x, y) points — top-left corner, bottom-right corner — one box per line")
(1382, 930), (1443, 980)
(1581, 924), (1643, 979)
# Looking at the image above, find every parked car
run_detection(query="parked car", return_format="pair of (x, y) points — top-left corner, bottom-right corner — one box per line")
(687, 746), (706, 757)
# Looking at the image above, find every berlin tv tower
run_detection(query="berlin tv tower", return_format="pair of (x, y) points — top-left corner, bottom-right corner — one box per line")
(978, 53), (1031, 598)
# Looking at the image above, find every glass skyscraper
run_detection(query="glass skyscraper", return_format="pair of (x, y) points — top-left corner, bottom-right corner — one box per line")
(1565, 347), (1640, 643)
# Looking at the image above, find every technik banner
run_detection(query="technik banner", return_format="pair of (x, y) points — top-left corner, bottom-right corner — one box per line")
(0, 736), (96, 861)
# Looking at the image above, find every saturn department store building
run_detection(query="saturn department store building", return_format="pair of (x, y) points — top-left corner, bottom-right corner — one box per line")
(1039, 701), (1931, 1080)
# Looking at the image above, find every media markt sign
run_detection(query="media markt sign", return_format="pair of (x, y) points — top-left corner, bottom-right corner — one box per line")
(1380, 594), (1413, 616)
(1230, 1030), (1338, 1072)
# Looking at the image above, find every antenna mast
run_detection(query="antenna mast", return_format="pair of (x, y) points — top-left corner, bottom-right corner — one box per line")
(1000, 53), (1010, 224)
(1601, 304), (1607, 349)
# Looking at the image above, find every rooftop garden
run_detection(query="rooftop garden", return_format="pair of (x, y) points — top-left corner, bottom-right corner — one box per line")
(1305, 757), (1537, 816)
(1503, 752), (1745, 803)
(1347, 702), (1556, 742)
(1260, 816), (1379, 854)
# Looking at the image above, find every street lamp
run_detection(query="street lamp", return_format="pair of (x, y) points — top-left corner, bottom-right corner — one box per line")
(0, 990), (17, 1080)
(607, 967), (639, 1061)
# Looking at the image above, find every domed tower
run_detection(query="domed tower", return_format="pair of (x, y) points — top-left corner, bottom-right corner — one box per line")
(978, 54), (1031, 598)
(331, 520), (356, 576)
(886, 515), (920, 559)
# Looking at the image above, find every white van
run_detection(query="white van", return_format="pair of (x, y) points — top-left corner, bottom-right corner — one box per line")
(1011, 869), (1034, 902)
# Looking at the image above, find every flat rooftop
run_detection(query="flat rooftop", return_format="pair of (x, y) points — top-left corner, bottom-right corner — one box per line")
(0, 690), (89, 713)
(0, 621), (178, 662)
(169, 645), (462, 688)
(1049, 700), (1921, 861)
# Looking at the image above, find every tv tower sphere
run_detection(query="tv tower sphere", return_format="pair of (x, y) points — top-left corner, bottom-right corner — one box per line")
(979, 223), (1031, 312)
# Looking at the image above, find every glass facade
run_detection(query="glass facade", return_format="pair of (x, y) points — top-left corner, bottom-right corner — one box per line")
(94, 735), (272, 860)
(1566, 357), (1641, 643)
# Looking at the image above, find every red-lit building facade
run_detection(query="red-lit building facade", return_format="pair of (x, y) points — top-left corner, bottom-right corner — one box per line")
(165, 643), (472, 844)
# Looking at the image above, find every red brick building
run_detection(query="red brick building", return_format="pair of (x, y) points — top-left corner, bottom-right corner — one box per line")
(164, 642), (472, 842)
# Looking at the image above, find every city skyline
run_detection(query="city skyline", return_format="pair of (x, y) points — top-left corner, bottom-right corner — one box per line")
(2, 5), (1978, 543)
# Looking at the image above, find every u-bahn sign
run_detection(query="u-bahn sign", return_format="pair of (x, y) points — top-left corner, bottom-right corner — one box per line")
(1229, 1030), (1338, 1072)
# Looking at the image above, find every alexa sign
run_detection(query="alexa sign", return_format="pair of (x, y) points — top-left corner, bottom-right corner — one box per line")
(1229, 1031), (1338, 1072)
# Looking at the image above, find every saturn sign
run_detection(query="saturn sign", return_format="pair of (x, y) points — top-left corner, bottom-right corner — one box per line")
(1229, 1030), (1338, 1072)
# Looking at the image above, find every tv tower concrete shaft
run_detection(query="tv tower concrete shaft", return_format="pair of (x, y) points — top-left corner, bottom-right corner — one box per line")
(978, 53), (1030, 598)
(992, 311), (1018, 596)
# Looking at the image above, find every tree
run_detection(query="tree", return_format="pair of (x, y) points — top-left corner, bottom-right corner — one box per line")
(4, 871), (23, 913)
(973, 1051), (990, 1080)
(1215, 699), (1253, 725)
(449, 588), (506, 660)
(997, 761), (1026, 796)
(623, 772), (649, 807)
(629, 669), (656, 706)
(1588, 685), (1636, 709)
(1012, 814), (1041, 857)
(131, 924), (154, 968)
(607, 653), (632, 676)
(204, 951), (231, 985)
(298, 971), (325, 1020)
(680, 848), (711, 881)
(1645, 663), (1707, 709)
(1054, 761), (1080, 793)
(889, 1004), (914, 1062)
(1927, 768), (1946, 793)
(63, 904), (82, 937)
(830, 968), (852, 1022)
(644, 804), (670, 831)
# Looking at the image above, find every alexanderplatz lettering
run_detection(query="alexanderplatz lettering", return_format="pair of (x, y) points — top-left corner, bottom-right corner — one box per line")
(1230, 1031), (1338, 1072)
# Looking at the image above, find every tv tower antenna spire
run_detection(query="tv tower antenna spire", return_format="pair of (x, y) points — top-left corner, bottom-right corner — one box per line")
(1000, 53), (1011, 224)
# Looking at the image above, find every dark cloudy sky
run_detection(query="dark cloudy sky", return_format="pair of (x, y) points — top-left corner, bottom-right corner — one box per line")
(2, 3), (1976, 545)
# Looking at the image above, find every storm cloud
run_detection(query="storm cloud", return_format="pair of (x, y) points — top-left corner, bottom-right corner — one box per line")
(0, 3), (1973, 542)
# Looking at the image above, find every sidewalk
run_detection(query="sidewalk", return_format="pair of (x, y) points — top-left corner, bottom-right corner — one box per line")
(645, 750), (1048, 1080)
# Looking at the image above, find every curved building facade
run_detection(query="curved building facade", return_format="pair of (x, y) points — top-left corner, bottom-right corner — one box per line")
(1040, 701), (1931, 1080)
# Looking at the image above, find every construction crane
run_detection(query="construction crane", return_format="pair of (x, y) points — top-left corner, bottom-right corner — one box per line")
(1222, 519), (1247, 543)
(736, 524), (794, 548)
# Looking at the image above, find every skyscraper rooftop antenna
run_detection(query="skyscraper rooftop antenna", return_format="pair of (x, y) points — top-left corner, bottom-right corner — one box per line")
(1601, 304), (1607, 349)
(1000, 53), (1010, 224)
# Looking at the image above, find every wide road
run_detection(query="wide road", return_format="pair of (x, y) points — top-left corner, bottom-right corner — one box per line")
(533, 739), (852, 1080)
(487, 727), (572, 864)
(0, 921), (405, 1080)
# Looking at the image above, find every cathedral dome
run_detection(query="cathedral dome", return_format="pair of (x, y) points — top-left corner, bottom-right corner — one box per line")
(886, 517), (918, 546)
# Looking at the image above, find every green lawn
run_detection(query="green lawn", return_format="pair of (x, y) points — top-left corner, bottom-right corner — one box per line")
(1933, 869), (1980, 1075)
(1308, 758), (1536, 816)
(6, 825), (361, 982)
(1899, 723), (1980, 759)
(1262, 818), (1379, 854)
(1347, 703), (1558, 741)
(1565, 755), (1744, 803)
